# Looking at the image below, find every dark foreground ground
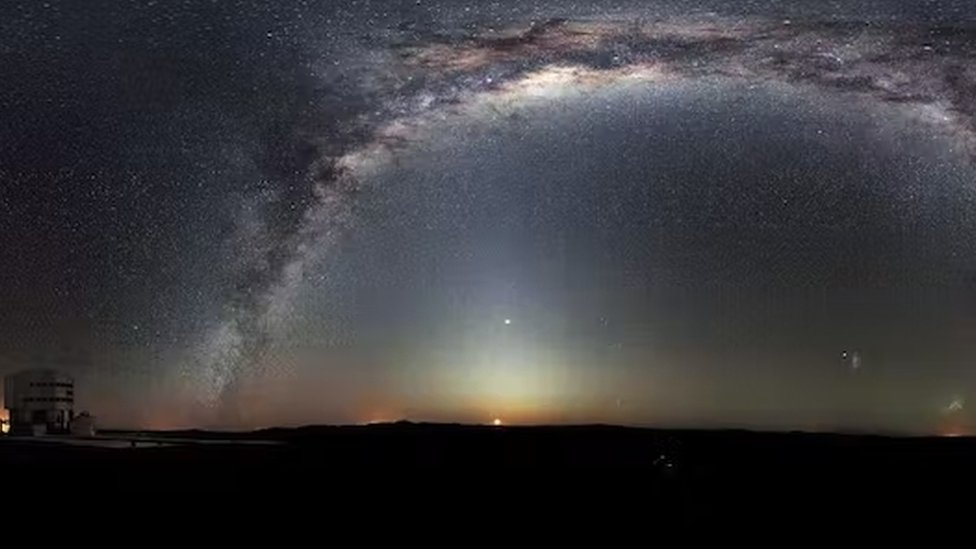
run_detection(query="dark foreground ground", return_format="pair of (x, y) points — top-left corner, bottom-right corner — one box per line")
(2, 423), (974, 520)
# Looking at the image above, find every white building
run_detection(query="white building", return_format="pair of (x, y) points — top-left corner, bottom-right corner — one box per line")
(4, 369), (75, 435)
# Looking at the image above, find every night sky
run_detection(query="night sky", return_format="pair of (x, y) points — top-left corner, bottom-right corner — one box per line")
(2, 1), (976, 432)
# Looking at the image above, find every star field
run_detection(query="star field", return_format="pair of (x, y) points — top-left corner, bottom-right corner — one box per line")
(1, 0), (976, 431)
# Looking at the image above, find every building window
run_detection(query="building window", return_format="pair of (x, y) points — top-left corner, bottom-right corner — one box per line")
(22, 396), (74, 404)
(27, 382), (72, 388)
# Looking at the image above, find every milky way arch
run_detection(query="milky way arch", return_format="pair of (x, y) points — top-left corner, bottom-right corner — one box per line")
(196, 14), (976, 423)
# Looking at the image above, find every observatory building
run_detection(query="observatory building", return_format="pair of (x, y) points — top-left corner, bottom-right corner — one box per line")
(3, 369), (75, 435)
